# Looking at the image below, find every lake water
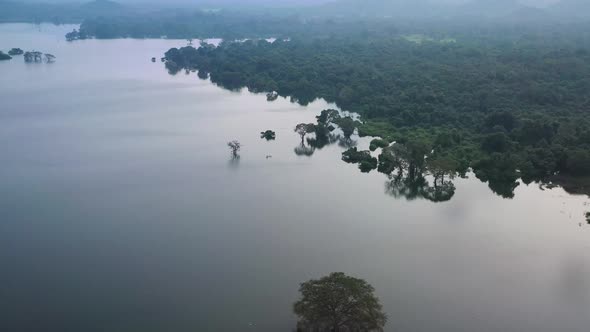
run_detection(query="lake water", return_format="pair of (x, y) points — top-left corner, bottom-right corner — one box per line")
(1, 24), (589, 332)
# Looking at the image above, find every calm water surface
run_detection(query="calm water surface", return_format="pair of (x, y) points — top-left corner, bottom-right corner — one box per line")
(1, 24), (589, 332)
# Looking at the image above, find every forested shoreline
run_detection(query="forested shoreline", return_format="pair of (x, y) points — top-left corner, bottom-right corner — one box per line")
(163, 26), (590, 198)
(3, 0), (589, 199)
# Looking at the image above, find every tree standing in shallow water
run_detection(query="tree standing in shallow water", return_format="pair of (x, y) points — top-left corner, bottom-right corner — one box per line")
(227, 140), (241, 158)
(295, 123), (315, 143)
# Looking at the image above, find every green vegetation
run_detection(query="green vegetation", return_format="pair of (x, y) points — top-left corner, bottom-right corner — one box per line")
(294, 272), (387, 332)
(294, 123), (315, 143)
(369, 138), (390, 151)
(333, 116), (359, 138)
(8, 0), (584, 199)
(163, 26), (590, 198)
(342, 148), (378, 173)
(260, 130), (276, 140)
(0, 51), (11, 61)
(7, 48), (23, 56)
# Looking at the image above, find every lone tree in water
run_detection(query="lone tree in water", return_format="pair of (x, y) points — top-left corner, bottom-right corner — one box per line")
(227, 140), (241, 158)
(295, 123), (315, 143)
(294, 272), (387, 332)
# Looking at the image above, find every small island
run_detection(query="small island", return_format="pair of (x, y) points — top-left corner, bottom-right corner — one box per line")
(260, 130), (276, 140)
(8, 48), (24, 56)
(0, 51), (12, 61)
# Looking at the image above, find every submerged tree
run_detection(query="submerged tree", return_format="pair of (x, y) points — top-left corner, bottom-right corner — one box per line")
(334, 116), (358, 138)
(294, 272), (387, 332)
(44, 53), (56, 63)
(342, 147), (377, 173)
(377, 141), (458, 202)
(227, 140), (241, 158)
(24, 51), (43, 63)
(316, 109), (340, 127)
(8, 48), (24, 56)
(260, 130), (276, 140)
(295, 123), (315, 143)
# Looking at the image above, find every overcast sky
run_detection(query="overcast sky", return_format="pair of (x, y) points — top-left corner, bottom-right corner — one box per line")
(20, 0), (564, 9)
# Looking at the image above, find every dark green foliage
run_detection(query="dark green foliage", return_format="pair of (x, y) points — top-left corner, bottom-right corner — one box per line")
(7, 48), (23, 56)
(473, 153), (520, 198)
(481, 132), (511, 153)
(316, 109), (340, 127)
(0, 51), (11, 61)
(260, 130), (276, 140)
(294, 272), (387, 332)
(484, 111), (516, 132)
(66, 29), (88, 41)
(565, 149), (590, 176)
(369, 138), (390, 151)
(342, 148), (377, 172)
(294, 123), (316, 142)
(333, 116), (358, 138)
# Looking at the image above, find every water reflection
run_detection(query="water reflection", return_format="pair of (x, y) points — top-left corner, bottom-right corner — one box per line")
(166, 62), (590, 207)
(294, 142), (315, 157)
(383, 166), (456, 202)
(228, 156), (240, 169)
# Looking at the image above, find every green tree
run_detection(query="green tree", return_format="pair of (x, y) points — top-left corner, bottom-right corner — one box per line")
(294, 272), (387, 332)
(295, 123), (316, 143)
(334, 116), (358, 138)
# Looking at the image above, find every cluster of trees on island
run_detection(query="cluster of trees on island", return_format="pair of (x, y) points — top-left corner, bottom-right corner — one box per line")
(164, 24), (590, 199)
(24, 51), (56, 63)
(0, 48), (24, 60)
(0, 48), (55, 63)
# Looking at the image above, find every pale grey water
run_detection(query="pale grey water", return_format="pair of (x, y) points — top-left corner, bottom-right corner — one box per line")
(1, 24), (589, 332)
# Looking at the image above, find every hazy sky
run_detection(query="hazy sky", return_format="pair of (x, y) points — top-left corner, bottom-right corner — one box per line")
(19, 0), (564, 9)
(133, 0), (561, 9)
